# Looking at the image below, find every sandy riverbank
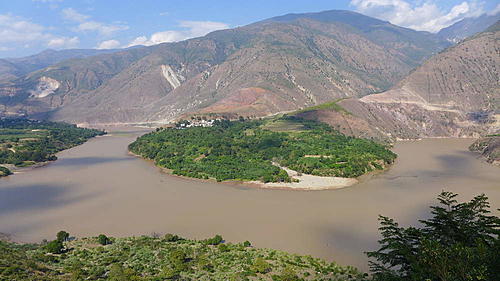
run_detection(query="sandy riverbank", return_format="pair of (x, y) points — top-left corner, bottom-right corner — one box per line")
(249, 165), (358, 190)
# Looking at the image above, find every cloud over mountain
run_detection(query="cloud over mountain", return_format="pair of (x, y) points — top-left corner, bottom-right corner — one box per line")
(127, 21), (229, 47)
(350, 0), (486, 32)
(96, 39), (121, 49)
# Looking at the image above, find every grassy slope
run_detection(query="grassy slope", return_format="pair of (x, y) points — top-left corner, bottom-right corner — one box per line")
(292, 99), (352, 116)
(0, 235), (366, 281)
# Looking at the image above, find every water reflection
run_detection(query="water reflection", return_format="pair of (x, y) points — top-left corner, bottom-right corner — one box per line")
(0, 184), (99, 215)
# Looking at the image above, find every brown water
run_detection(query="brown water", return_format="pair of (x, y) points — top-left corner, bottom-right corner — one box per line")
(1, 130), (499, 270)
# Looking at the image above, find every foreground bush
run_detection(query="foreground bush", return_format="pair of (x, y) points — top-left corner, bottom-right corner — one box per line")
(367, 191), (500, 281)
(0, 234), (366, 280)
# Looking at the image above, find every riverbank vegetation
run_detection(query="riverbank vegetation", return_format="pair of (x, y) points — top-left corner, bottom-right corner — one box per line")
(0, 118), (105, 171)
(129, 116), (397, 183)
(0, 233), (366, 281)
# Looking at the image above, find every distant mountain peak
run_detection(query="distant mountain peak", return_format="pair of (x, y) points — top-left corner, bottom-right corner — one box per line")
(438, 13), (500, 43)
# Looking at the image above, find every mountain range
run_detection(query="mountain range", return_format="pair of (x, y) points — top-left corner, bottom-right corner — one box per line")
(0, 48), (121, 83)
(438, 12), (500, 43)
(0, 10), (498, 140)
(296, 21), (499, 141)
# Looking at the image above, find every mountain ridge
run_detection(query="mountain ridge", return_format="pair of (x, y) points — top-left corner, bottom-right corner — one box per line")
(1, 9), (495, 132)
(296, 22), (499, 141)
(0, 48), (122, 83)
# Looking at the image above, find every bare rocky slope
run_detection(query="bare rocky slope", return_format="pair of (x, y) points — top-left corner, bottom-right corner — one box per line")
(0, 10), (450, 124)
(296, 21), (500, 141)
(469, 135), (500, 166)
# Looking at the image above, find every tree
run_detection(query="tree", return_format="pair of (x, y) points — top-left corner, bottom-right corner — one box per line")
(205, 234), (223, 245)
(57, 230), (70, 242)
(46, 240), (64, 254)
(367, 191), (500, 281)
(98, 234), (111, 245)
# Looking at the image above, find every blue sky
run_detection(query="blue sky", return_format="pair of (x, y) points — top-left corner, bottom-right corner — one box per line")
(1, 0), (499, 58)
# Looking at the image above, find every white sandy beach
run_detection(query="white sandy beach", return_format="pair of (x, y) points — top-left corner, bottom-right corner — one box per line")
(251, 165), (358, 190)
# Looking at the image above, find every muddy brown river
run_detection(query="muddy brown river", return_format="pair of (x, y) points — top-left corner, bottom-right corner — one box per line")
(1, 130), (499, 270)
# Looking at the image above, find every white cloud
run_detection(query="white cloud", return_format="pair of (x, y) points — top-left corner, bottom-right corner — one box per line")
(62, 8), (128, 36)
(97, 39), (121, 49)
(127, 21), (229, 47)
(47, 36), (79, 48)
(0, 14), (46, 43)
(350, 0), (486, 32)
(62, 7), (89, 22)
(76, 21), (128, 36)
(0, 13), (78, 49)
(179, 21), (229, 37)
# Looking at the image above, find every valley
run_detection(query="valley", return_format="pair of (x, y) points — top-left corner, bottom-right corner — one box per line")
(1, 127), (499, 272)
(0, 4), (499, 280)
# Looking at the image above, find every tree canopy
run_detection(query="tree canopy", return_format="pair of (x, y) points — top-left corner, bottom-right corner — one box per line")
(129, 116), (396, 183)
(367, 191), (500, 281)
(0, 118), (105, 169)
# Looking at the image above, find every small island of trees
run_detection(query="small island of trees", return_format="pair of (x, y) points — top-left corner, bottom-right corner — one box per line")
(129, 116), (397, 183)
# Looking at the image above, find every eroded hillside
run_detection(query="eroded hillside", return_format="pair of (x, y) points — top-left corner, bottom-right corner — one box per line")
(0, 10), (450, 124)
(296, 22), (499, 141)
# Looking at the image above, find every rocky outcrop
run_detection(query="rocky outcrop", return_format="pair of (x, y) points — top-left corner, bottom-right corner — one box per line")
(29, 77), (60, 98)
(469, 136), (500, 166)
(161, 65), (182, 89)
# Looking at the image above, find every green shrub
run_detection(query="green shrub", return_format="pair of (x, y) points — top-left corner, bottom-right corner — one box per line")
(56, 231), (69, 242)
(97, 234), (111, 245)
(45, 240), (63, 254)
(164, 233), (183, 242)
(0, 166), (12, 177)
(251, 257), (272, 274)
(205, 234), (223, 245)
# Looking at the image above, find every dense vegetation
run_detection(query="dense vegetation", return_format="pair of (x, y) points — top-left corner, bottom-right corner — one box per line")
(0, 233), (366, 281)
(367, 191), (500, 281)
(129, 117), (396, 182)
(0, 118), (105, 173)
